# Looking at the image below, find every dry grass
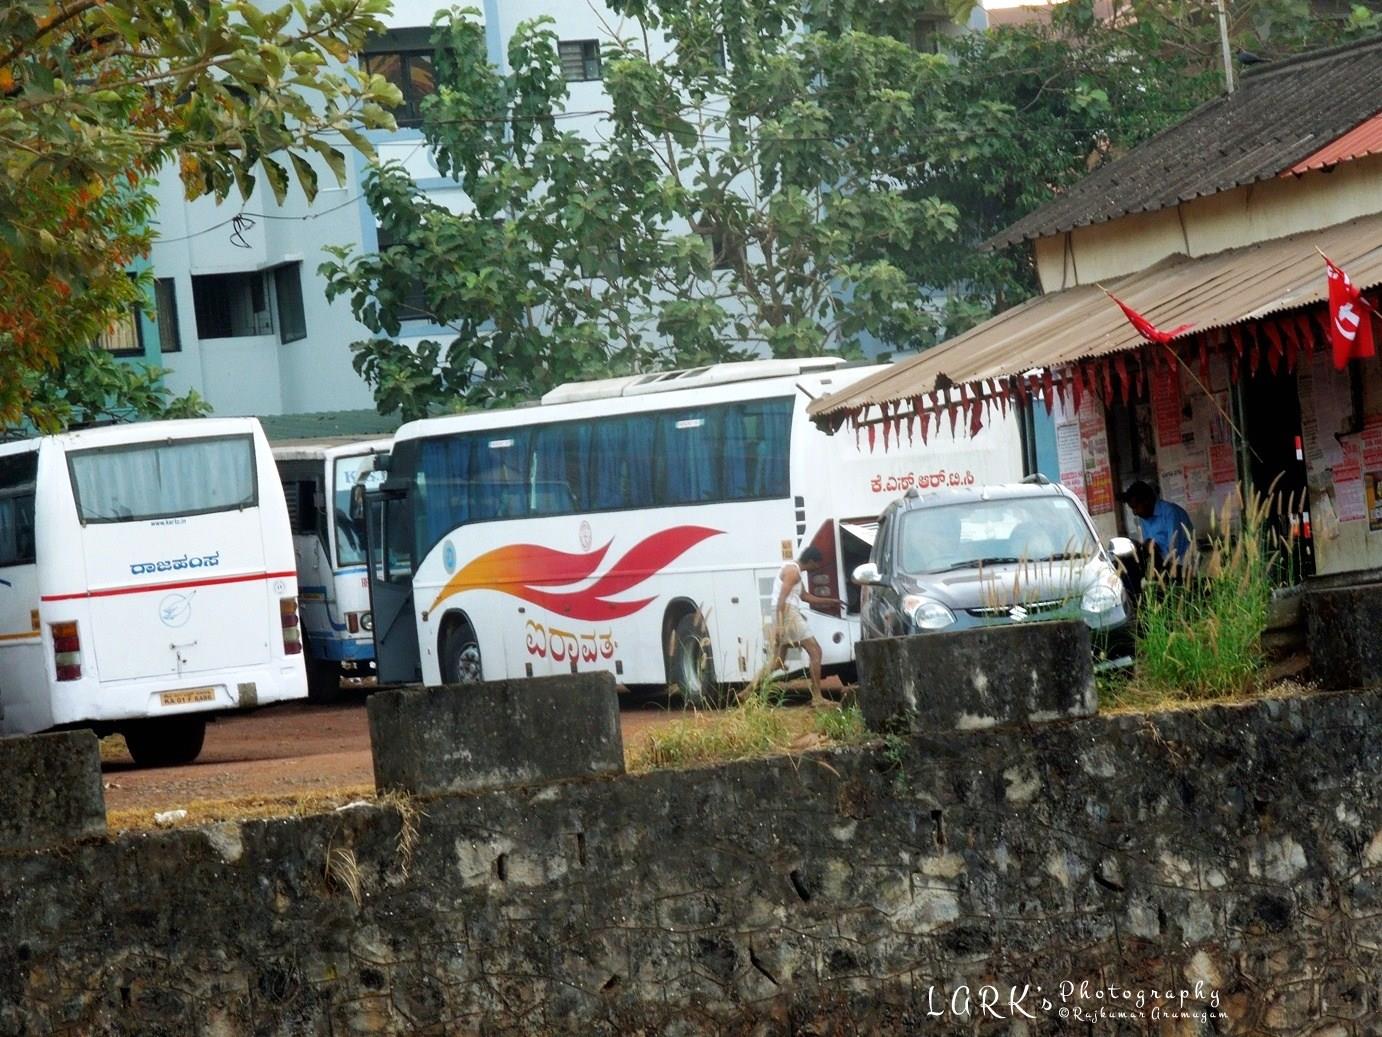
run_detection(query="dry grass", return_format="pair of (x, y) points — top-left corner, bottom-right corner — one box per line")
(1099, 676), (1317, 716)
(106, 784), (374, 833)
(628, 690), (871, 772)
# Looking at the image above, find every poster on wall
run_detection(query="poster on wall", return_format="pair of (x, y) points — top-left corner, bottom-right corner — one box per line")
(1056, 420), (1086, 502)
(1076, 397), (1115, 515)
(1150, 366), (1183, 448)
(1362, 418), (1382, 470)
(1334, 440), (1366, 523)
(1312, 352), (1350, 468)
(1184, 460), (1211, 508)
(1366, 474), (1382, 533)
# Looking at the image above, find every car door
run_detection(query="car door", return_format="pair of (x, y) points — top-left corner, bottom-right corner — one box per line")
(862, 511), (898, 638)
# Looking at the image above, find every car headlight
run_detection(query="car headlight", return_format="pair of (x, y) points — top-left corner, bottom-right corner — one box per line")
(1081, 582), (1122, 614)
(904, 595), (956, 630)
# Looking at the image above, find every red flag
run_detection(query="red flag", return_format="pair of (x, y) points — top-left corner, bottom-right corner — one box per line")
(1323, 254), (1376, 369)
(1102, 289), (1194, 345)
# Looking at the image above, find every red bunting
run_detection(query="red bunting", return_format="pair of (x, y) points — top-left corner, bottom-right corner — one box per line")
(866, 423), (876, 452)
(919, 410), (930, 444)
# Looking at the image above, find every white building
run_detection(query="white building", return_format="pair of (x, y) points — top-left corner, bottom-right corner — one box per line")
(120, 0), (994, 423)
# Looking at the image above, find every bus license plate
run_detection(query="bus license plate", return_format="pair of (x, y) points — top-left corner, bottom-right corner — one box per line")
(160, 688), (216, 707)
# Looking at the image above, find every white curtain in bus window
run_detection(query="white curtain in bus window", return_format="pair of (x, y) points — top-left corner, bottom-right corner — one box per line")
(69, 436), (257, 523)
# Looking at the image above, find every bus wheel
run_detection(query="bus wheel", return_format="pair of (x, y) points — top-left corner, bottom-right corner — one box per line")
(668, 611), (725, 708)
(306, 656), (344, 703)
(440, 621), (483, 685)
(123, 716), (207, 768)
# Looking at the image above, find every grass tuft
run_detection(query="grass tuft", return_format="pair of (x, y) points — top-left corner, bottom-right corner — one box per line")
(1106, 485), (1289, 710)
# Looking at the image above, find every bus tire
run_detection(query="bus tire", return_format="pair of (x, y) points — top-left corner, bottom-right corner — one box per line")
(667, 610), (725, 708)
(306, 655), (344, 703)
(439, 618), (483, 685)
(123, 715), (207, 768)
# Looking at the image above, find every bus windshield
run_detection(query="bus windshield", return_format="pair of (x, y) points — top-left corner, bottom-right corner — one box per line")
(333, 453), (386, 566)
(68, 434), (257, 524)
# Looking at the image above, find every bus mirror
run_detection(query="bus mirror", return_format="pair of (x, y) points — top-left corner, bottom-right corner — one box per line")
(350, 483), (367, 523)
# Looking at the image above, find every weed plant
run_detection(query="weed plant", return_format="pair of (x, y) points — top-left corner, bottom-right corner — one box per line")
(1124, 487), (1283, 704)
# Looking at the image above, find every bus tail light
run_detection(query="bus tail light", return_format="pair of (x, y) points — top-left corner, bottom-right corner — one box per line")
(345, 611), (374, 634)
(807, 519), (840, 610)
(280, 597), (302, 655)
(51, 621), (82, 681)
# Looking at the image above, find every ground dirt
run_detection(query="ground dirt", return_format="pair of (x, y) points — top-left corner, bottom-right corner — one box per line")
(100, 683), (838, 830)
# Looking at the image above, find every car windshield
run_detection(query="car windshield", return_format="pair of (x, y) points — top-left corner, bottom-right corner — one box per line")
(898, 496), (1098, 575)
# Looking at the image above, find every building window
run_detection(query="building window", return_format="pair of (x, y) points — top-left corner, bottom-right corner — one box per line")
(362, 28), (437, 127)
(911, 16), (946, 54)
(273, 263), (307, 343)
(95, 306), (144, 357)
(154, 277), (181, 353)
(713, 33), (728, 70)
(558, 40), (601, 82)
(376, 225), (431, 321)
(191, 271), (274, 339)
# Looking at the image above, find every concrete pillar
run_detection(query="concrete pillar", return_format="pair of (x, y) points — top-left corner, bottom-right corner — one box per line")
(855, 620), (1097, 734)
(1304, 580), (1382, 690)
(0, 731), (107, 852)
(367, 673), (625, 796)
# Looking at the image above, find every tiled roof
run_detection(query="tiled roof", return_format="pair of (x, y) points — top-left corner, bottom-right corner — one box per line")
(991, 35), (1382, 248)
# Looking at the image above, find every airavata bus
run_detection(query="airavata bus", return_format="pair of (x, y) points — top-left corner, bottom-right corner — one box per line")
(273, 438), (390, 700)
(0, 418), (308, 764)
(365, 358), (1032, 702)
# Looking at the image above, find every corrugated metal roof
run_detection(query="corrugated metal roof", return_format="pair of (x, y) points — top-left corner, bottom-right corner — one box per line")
(990, 36), (1382, 249)
(1288, 112), (1382, 174)
(808, 212), (1382, 421)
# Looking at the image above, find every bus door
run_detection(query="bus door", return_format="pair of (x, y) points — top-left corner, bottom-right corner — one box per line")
(364, 487), (421, 685)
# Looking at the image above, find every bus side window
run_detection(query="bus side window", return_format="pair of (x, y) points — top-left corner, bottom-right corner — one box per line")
(0, 495), (35, 567)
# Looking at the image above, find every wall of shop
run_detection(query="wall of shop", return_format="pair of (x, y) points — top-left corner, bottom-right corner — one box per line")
(1033, 153), (1382, 292)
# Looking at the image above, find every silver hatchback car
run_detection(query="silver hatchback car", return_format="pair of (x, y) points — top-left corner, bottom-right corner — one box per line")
(853, 478), (1135, 660)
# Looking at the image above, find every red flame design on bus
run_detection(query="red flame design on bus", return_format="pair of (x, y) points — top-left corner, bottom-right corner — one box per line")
(428, 525), (723, 621)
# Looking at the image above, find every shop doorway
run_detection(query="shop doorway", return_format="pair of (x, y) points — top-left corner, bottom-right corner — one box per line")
(1240, 365), (1314, 579)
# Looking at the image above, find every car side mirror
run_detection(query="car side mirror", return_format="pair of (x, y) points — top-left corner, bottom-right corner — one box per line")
(852, 562), (882, 586)
(349, 483), (367, 523)
(1108, 536), (1137, 558)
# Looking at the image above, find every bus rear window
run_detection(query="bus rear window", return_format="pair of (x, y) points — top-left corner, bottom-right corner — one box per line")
(68, 435), (258, 524)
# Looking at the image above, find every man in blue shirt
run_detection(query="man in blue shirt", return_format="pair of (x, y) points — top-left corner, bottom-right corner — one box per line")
(1123, 481), (1194, 567)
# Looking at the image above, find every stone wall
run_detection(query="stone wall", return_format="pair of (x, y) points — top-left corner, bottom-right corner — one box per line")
(5, 689), (1382, 1035)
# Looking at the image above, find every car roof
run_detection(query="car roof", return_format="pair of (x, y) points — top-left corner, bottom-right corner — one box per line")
(894, 481), (1078, 513)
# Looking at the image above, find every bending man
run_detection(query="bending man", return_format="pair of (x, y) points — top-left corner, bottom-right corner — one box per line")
(769, 546), (842, 707)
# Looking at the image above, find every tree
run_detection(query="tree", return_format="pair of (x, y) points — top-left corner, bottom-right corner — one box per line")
(323, 4), (972, 416)
(0, 0), (402, 426)
(22, 348), (211, 434)
(325, 0), (1382, 419)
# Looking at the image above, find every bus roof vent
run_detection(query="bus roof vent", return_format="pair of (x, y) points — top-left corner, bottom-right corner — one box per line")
(539, 357), (846, 405)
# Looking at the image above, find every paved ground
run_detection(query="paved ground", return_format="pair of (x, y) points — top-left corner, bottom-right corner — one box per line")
(99, 685), (831, 821)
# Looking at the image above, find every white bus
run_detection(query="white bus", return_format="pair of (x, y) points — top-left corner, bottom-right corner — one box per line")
(273, 438), (390, 700)
(0, 418), (308, 765)
(366, 359), (1031, 702)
